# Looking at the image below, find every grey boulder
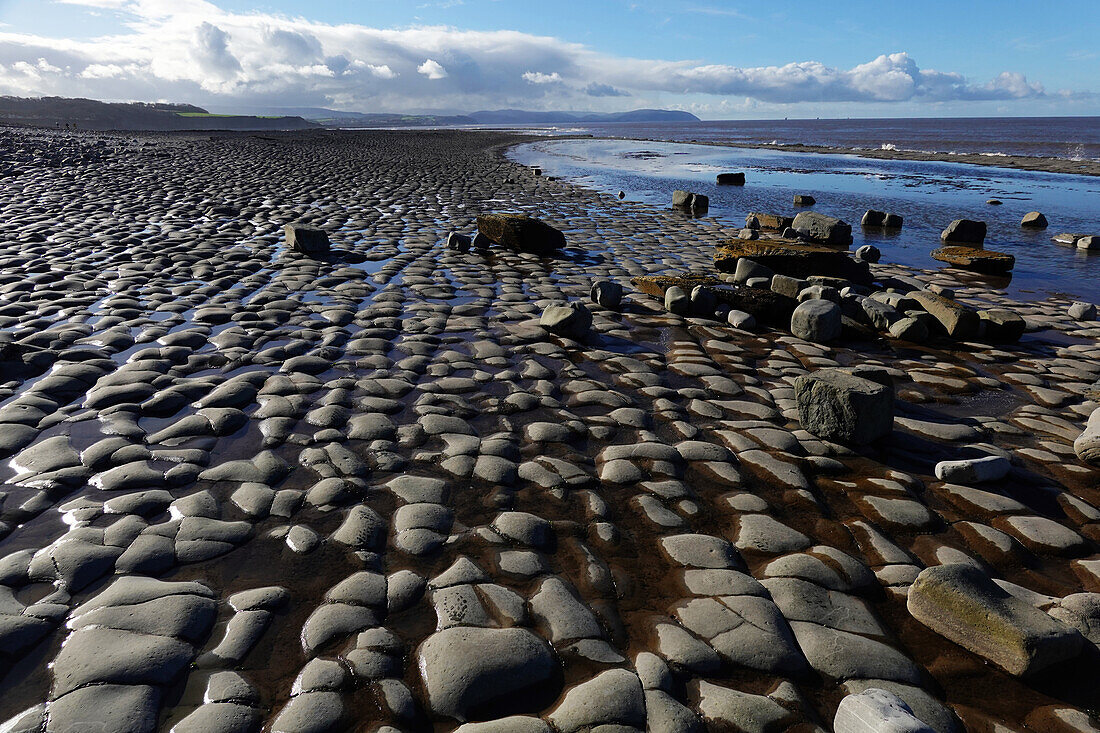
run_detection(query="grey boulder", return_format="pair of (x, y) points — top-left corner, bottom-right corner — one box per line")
(795, 368), (894, 444)
(541, 302), (592, 339)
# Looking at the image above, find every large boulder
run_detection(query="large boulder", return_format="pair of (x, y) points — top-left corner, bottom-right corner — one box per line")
(978, 309), (1025, 342)
(907, 564), (1083, 677)
(931, 246), (1014, 274)
(475, 214), (565, 255)
(791, 211), (853, 246)
(909, 291), (980, 339)
(1074, 407), (1100, 465)
(416, 627), (561, 721)
(540, 302), (592, 339)
(715, 239), (871, 285)
(284, 224), (330, 255)
(940, 219), (986, 245)
(716, 172), (745, 185)
(790, 300), (842, 343)
(795, 369), (894, 444)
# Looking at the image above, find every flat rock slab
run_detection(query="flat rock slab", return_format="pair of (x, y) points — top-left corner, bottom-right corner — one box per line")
(715, 239), (870, 284)
(932, 246), (1015, 274)
(907, 564), (1083, 676)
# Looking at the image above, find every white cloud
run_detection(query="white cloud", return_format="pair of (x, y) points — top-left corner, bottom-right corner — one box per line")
(522, 71), (562, 84)
(0, 2), (1062, 114)
(417, 58), (447, 79)
(366, 63), (396, 79)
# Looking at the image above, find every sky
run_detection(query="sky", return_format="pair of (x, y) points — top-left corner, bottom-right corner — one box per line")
(0, 0), (1097, 119)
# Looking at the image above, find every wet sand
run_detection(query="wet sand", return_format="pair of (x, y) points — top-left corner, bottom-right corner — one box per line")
(0, 127), (1098, 732)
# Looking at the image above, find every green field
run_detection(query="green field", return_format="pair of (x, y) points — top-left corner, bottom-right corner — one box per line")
(176, 112), (286, 119)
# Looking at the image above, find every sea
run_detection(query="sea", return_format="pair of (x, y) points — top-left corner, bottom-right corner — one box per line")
(497, 117), (1100, 301)
(495, 117), (1100, 163)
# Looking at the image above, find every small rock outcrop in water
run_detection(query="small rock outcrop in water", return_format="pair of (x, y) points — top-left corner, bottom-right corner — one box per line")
(793, 194), (816, 206)
(284, 224), (330, 255)
(794, 368), (894, 444)
(907, 564), (1083, 677)
(861, 209), (904, 229)
(475, 213), (565, 255)
(540, 301), (592, 339)
(940, 219), (986, 245)
(1021, 211), (1048, 229)
(855, 244), (880, 263)
(791, 211), (853, 246)
(716, 172), (745, 185)
(931, 245), (1015, 274)
(672, 190), (709, 217)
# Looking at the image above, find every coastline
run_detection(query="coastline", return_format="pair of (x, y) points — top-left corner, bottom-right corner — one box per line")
(0, 126), (1097, 732)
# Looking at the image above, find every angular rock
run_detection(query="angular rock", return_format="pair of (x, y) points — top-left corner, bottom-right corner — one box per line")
(541, 302), (592, 339)
(910, 291), (979, 339)
(1021, 212), (1048, 229)
(795, 368), (894, 444)
(716, 172), (745, 185)
(907, 564), (1083, 676)
(285, 224), (330, 255)
(791, 211), (852, 246)
(978, 308), (1025, 342)
(940, 219), (986, 245)
(476, 213), (565, 255)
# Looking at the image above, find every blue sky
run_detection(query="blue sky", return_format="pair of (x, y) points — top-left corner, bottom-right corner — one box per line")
(0, 0), (1096, 118)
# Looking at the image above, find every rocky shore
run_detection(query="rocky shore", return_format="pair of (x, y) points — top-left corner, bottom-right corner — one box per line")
(0, 126), (1098, 732)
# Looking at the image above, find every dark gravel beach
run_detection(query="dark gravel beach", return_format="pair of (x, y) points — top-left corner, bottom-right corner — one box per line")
(0, 127), (1099, 732)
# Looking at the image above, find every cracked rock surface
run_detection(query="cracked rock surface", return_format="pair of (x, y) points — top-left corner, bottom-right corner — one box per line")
(0, 127), (1099, 731)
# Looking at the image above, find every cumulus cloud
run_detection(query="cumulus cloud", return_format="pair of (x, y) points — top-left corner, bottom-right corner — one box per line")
(417, 58), (447, 79)
(0, 2), (1056, 113)
(522, 71), (562, 84)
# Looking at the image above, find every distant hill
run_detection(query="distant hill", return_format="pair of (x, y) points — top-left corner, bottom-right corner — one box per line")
(220, 106), (699, 127)
(0, 96), (320, 132)
(467, 109), (700, 124)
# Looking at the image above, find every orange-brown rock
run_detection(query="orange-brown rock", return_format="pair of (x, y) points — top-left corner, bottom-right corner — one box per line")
(931, 246), (1014, 274)
(715, 239), (872, 285)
